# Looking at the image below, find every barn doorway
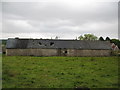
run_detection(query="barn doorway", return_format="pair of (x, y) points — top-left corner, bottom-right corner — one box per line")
(58, 48), (61, 56)
(57, 48), (68, 56)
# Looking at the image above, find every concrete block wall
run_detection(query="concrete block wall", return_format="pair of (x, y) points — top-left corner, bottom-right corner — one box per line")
(6, 49), (58, 56)
(6, 49), (111, 56)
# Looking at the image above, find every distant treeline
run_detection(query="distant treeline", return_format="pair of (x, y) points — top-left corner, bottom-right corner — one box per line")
(1, 40), (7, 45)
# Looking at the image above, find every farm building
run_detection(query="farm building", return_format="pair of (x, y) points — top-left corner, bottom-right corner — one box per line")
(6, 38), (112, 56)
(111, 43), (119, 51)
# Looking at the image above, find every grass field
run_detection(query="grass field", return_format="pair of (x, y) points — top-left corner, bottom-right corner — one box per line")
(2, 55), (119, 88)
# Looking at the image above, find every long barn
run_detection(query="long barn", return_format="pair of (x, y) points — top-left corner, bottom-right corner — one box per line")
(6, 38), (112, 56)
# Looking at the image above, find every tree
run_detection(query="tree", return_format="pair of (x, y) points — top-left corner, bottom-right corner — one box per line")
(78, 35), (84, 40)
(78, 34), (98, 40)
(99, 37), (104, 41)
(105, 37), (111, 41)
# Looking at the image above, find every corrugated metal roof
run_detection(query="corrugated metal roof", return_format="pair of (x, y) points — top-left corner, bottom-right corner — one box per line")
(6, 38), (112, 50)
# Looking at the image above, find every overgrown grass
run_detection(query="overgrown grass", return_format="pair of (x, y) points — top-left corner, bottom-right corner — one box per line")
(2, 55), (119, 88)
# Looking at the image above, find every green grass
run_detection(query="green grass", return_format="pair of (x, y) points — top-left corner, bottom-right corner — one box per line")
(2, 55), (119, 88)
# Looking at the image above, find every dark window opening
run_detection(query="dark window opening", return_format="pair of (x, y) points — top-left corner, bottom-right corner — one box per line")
(45, 44), (47, 46)
(50, 42), (54, 46)
(39, 42), (42, 45)
(65, 51), (67, 53)
(3, 52), (6, 54)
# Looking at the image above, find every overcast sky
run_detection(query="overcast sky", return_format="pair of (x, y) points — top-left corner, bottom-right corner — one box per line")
(1, 0), (119, 39)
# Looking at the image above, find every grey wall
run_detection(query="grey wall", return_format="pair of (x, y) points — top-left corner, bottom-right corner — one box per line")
(67, 49), (111, 56)
(6, 49), (57, 56)
(6, 49), (111, 56)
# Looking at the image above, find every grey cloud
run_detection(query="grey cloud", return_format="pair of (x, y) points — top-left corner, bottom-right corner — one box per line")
(3, 2), (117, 22)
(2, 1), (118, 39)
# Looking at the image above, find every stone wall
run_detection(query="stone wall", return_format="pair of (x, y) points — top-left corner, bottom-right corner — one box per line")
(67, 49), (111, 56)
(6, 49), (111, 56)
(6, 49), (58, 56)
